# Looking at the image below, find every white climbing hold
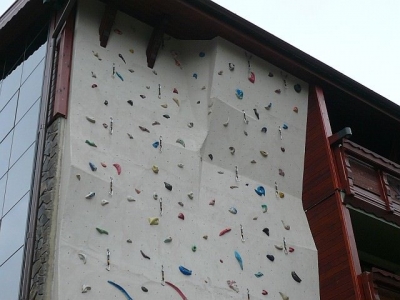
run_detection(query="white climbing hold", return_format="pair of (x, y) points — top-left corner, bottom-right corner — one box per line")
(161, 104), (168, 108)
(127, 196), (136, 202)
(275, 244), (284, 250)
(279, 292), (289, 300)
(153, 193), (158, 200)
(101, 199), (109, 206)
(78, 253), (87, 264)
(282, 220), (291, 230)
(82, 285), (91, 293)
(86, 116), (96, 123)
(173, 97), (180, 106)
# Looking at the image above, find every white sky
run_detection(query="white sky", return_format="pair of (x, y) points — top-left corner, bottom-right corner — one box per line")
(1, 0), (399, 105)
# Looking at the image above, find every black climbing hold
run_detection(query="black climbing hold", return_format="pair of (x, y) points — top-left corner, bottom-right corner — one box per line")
(208, 154), (213, 160)
(197, 101), (200, 104)
(127, 100), (133, 106)
(294, 84), (302, 93)
(253, 108), (259, 120)
(261, 127), (267, 133)
(268, 72), (274, 77)
(163, 114), (170, 119)
(104, 100), (108, 105)
(291, 271), (302, 283)
(164, 182), (172, 191)
(119, 53), (126, 64)
(199, 52), (205, 57)
(266, 254), (275, 262)
(262, 228), (269, 236)
(141, 286), (148, 292)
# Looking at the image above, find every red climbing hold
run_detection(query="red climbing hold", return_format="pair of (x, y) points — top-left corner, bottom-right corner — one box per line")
(173, 88), (178, 94)
(275, 89), (281, 94)
(248, 71), (255, 83)
(219, 228), (231, 236)
(289, 247), (295, 253)
(178, 213), (185, 220)
(113, 163), (121, 175)
(92, 84), (97, 88)
(262, 290), (268, 295)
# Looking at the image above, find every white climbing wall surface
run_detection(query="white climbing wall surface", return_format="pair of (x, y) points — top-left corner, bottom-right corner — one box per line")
(54, 0), (320, 299)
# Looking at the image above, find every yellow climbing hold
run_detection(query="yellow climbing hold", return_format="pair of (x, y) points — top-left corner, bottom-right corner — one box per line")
(148, 217), (159, 225)
(152, 165), (159, 174)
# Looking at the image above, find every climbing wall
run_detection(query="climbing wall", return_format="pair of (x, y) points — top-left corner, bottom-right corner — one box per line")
(53, 0), (320, 299)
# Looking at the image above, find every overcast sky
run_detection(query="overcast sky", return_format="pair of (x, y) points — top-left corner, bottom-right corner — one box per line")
(1, 0), (399, 105)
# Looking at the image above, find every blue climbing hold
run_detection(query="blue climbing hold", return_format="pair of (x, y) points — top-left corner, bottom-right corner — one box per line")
(193, 73), (198, 79)
(107, 281), (133, 300)
(235, 89), (244, 99)
(89, 162), (97, 171)
(116, 72), (124, 81)
(283, 123), (288, 129)
(255, 186), (265, 196)
(255, 272), (264, 278)
(152, 141), (159, 148)
(234, 250), (243, 270)
(179, 266), (192, 276)
(199, 52), (205, 57)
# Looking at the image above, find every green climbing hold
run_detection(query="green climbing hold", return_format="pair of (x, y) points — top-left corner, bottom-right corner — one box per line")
(192, 245), (197, 252)
(85, 140), (97, 147)
(96, 227), (108, 235)
(176, 138), (185, 148)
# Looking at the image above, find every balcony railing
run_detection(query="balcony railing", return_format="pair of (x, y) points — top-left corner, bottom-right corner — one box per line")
(333, 139), (400, 225)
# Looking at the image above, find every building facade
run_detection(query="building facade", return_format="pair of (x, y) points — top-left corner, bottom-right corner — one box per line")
(0, 0), (399, 299)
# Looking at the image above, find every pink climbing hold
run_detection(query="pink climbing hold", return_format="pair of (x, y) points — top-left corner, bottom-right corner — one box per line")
(248, 71), (255, 83)
(178, 213), (185, 220)
(113, 163), (121, 175)
(165, 281), (188, 300)
(219, 228), (231, 236)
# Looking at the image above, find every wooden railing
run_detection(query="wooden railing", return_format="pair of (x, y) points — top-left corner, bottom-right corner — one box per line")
(332, 139), (400, 225)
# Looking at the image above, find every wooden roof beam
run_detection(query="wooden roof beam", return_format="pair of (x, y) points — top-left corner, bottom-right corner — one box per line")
(146, 15), (168, 68)
(99, 2), (117, 48)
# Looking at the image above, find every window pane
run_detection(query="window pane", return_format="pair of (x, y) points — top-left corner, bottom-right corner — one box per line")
(0, 133), (13, 178)
(0, 246), (24, 300)
(3, 144), (35, 215)
(21, 43), (46, 83)
(10, 99), (40, 166)
(0, 192), (29, 265)
(16, 59), (44, 123)
(0, 63), (22, 111)
(0, 91), (18, 142)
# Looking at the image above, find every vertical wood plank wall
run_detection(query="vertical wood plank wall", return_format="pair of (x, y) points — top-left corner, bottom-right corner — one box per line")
(303, 86), (362, 300)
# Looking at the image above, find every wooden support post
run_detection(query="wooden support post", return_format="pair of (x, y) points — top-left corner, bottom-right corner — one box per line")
(99, 2), (117, 48)
(146, 16), (168, 69)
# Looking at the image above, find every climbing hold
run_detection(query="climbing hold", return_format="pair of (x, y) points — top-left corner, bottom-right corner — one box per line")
(283, 123), (288, 130)
(254, 272), (264, 278)
(129, 69), (134, 73)
(192, 245), (197, 252)
(176, 138), (185, 147)
(179, 266), (192, 276)
(281, 147), (286, 152)
(294, 84), (302, 93)
(118, 53), (126, 64)
(129, 48), (134, 53)
(101, 199), (109, 206)
(96, 227), (108, 235)
(89, 162), (97, 171)
(260, 151), (268, 157)
(292, 271), (302, 283)
(82, 285), (91, 293)
(266, 254), (275, 261)
(263, 228), (269, 236)
(85, 140), (97, 147)
(261, 127), (267, 133)
(262, 290), (268, 295)
(76, 174), (81, 180)
(141, 286), (148, 292)
(219, 228), (231, 236)
(227, 280), (239, 293)
(127, 133), (133, 139)
(187, 122), (193, 128)
(197, 101), (200, 104)
(199, 51), (205, 57)
(223, 118), (229, 127)
(289, 247), (295, 253)
(78, 252), (87, 264)
(261, 204), (268, 213)
(255, 186), (266, 196)
(217, 171), (224, 174)
(163, 114), (170, 119)
(201, 86), (206, 90)
(86, 116), (96, 123)
(193, 73), (197, 79)
(282, 220), (290, 230)
(85, 192), (95, 199)
(173, 88), (179, 94)
(127, 239), (132, 243)
(187, 192), (194, 200)
(218, 70), (223, 75)
(91, 84), (97, 88)
(209, 199), (215, 206)
(279, 292), (289, 300)
(244, 131), (248, 136)
(251, 160), (256, 164)
(102, 123), (108, 129)
(161, 104), (168, 108)
(220, 259), (223, 263)
(275, 244), (283, 250)
(152, 70), (158, 75)
(135, 188), (141, 194)
(229, 207), (237, 214)
(230, 185), (238, 189)
(152, 141), (159, 148)
(140, 250), (150, 259)
(293, 106), (298, 113)
(253, 216), (258, 220)
(279, 169), (285, 177)
(229, 146), (235, 155)
(153, 193), (158, 200)
(115, 71), (124, 81)
(127, 196), (136, 202)
(164, 236), (173, 243)
(173, 97), (180, 106)
(279, 191), (285, 198)
(248, 71), (255, 83)
(107, 281), (133, 300)
(139, 126), (150, 133)
(265, 103), (272, 110)
(140, 95), (146, 99)
(113, 163), (121, 175)
(208, 154), (213, 160)
(275, 89), (281, 94)
(177, 163), (184, 168)
(92, 51), (101, 60)
(234, 250), (243, 270)
(152, 165), (159, 174)
(114, 28), (122, 34)
(178, 213), (185, 220)
(152, 121), (160, 126)
(203, 235), (208, 240)
(148, 217), (159, 225)
(165, 281), (188, 299)
(235, 89), (244, 99)
(101, 162), (106, 168)
(228, 63), (235, 71)
(164, 182), (172, 191)
(127, 100), (133, 106)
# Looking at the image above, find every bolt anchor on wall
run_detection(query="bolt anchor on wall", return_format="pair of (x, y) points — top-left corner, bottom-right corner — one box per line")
(240, 224), (245, 242)
(243, 110), (249, 124)
(235, 165), (240, 182)
(109, 177), (113, 195)
(106, 248), (111, 271)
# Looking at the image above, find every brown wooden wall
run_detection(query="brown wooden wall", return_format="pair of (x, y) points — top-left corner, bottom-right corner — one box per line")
(303, 86), (362, 300)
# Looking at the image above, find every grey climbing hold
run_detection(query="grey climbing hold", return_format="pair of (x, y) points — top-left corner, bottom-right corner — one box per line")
(244, 131), (248, 136)
(229, 63), (235, 71)
(127, 239), (132, 243)
(229, 146), (235, 155)
(161, 104), (168, 108)
(86, 116), (96, 123)
(251, 160), (256, 164)
(187, 192), (194, 200)
(209, 199), (215, 205)
(127, 133), (133, 139)
(208, 154), (213, 160)
(139, 126), (150, 133)
(275, 244), (284, 250)
(164, 236), (173, 243)
(178, 201), (184, 207)
(279, 169), (285, 176)
(76, 174), (81, 180)
(164, 182), (172, 191)
(152, 121), (160, 126)
(129, 69), (134, 73)
(153, 193), (158, 200)
(268, 72), (274, 77)
(265, 103), (272, 110)
(218, 70), (223, 75)
(260, 151), (268, 157)
(176, 139), (185, 147)
(187, 122), (194, 128)
(177, 163), (184, 168)
(140, 95), (146, 99)
(223, 118), (229, 127)
(101, 199), (109, 206)
(282, 220), (290, 230)
(103, 123), (108, 128)
(82, 285), (91, 293)
(78, 253), (87, 264)
(127, 196), (136, 202)
(85, 192), (95, 199)
(229, 207), (237, 214)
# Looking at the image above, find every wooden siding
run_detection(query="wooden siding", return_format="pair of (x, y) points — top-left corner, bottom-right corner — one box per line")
(303, 86), (362, 299)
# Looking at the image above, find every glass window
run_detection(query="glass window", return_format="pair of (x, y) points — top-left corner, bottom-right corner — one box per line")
(0, 62), (23, 111)
(0, 192), (29, 265)
(10, 99), (40, 166)
(21, 43), (46, 83)
(2, 144), (35, 215)
(0, 133), (13, 178)
(16, 60), (44, 123)
(0, 91), (18, 142)
(0, 246), (24, 300)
